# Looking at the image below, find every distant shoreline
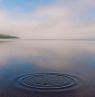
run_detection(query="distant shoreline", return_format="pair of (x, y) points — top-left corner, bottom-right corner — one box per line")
(0, 34), (19, 39)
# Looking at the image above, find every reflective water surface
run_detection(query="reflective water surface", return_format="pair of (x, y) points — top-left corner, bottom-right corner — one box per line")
(0, 40), (95, 97)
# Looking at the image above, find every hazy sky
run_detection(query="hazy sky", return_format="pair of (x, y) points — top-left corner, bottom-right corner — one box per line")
(0, 0), (95, 39)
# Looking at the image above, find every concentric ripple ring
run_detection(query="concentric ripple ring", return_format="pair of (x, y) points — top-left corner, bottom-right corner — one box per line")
(14, 73), (82, 92)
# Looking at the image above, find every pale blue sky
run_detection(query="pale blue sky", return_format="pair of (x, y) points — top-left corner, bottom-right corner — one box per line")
(0, 0), (94, 20)
(0, 0), (56, 13)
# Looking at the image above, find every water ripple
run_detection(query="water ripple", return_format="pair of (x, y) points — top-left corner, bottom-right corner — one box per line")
(14, 73), (82, 92)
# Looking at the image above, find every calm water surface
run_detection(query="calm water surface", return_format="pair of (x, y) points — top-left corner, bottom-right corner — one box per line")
(0, 40), (95, 97)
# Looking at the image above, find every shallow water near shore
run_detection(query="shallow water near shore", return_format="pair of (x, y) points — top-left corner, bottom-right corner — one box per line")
(0, 40), (95, 97)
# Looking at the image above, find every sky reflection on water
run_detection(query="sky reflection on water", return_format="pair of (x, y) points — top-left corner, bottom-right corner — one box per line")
(0, 40), (95, 97)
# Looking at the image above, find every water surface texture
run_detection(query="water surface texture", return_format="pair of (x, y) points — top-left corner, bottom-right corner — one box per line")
(0, 40), (95, 97)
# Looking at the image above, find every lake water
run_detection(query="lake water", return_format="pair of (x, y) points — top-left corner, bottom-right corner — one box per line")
(0, 40), (95, 97)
